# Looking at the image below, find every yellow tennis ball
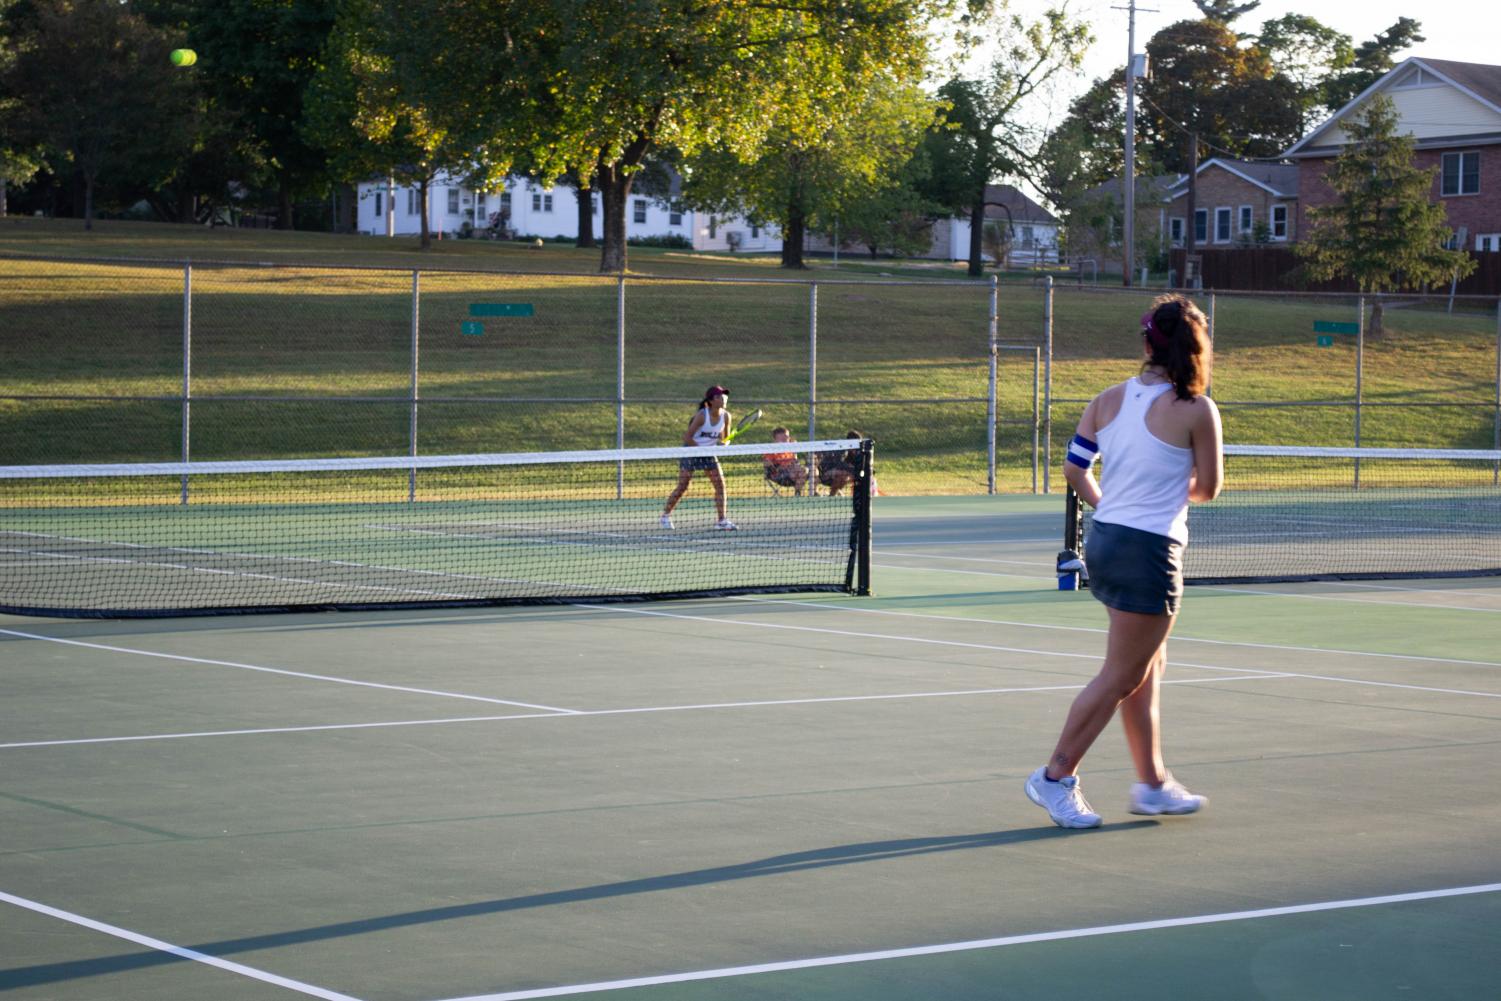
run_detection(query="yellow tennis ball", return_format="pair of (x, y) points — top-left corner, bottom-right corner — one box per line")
(170, 49), (197, 67)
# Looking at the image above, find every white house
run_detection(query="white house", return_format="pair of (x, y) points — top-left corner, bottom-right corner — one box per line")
(355, 173), (780, 253)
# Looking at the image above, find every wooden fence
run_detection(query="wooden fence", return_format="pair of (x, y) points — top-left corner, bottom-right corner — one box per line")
(1169, 247), (1501, 296)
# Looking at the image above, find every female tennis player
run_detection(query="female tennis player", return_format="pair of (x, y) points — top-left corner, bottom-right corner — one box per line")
(1025, 295), (1222, 828)
(661, 384), (737, 530)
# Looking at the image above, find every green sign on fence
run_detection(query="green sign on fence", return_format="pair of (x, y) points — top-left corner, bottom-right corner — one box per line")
(460, 321), (484, 336)
(1313, 320), (1359, 335)
(469, 303), (535, 317)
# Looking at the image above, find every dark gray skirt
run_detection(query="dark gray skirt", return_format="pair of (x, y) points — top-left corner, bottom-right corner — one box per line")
(1085, 519), (1184, 616)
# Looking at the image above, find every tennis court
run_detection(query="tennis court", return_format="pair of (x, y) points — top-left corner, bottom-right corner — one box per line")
(4, 494), (1500, 1000)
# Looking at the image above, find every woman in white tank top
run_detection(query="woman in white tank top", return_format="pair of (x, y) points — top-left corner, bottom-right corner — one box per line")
(1024, 296), (1223, 829)
(661, 384), (737, 530)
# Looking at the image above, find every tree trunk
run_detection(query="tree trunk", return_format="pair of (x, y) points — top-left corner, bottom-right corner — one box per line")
(277, 175), (293, 230)
(83, 173), (94, 231)
(597, 163), (632, 273)
(418, 177), (432, 250)
(967, 198), (985, 277)
(575, 183), (595, 248)
(780, 200), (806, 269)
(1369, 298), (1385, 338)
(176, 187), (195, 224)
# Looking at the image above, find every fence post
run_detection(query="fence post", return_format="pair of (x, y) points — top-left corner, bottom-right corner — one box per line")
(617, 274), (627, 499)
(808, 282), (818, 454)
(1355, 294), (1365, 488)
(1206, 292), (1216, 397)
(1032, 345), (1040, 494)
(409, 269), (420, 501)
(1042, 275), (1054, 494)
(180, 263), (192, 505)
(987, 276), (998, 494)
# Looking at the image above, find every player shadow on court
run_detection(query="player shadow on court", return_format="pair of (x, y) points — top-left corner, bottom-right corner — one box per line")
(0, 823), (1157, 990)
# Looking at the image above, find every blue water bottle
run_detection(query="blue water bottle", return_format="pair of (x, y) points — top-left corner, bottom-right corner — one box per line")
(1056, 549), (1083, 591)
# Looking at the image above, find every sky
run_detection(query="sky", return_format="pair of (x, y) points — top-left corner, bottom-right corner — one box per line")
(996, 0), (1501, 129)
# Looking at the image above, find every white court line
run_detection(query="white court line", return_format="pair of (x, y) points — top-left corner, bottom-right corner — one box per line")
(0, 676), (1286, 750)
(1322, 580), (1501, 600)
(732, 597), (1501, 669)
(434, 882), (1501, 1001)
(1204, 585), (1501, 614)
(0, 889), (361, 1000)
(578, 605), (1501, 700)
(0, 628), (579, 714)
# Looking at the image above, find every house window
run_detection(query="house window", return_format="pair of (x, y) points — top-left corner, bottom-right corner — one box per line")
(1168, 217), (1184, 246)
(1193, 209), (1207, 243)
(751, 223), (761, 239)
(447, 188), (460, 214)
(1270, 205), (1288, 240)
(499, 192), (511, 213)
(1214, 207), (1232, 243)
(532, 192), (553, 212)
(474, 193), (486, 215)
(708, 216), (717, 238)
(1021, 225), (1034, 247)
(591, 194), (598, 215)
(1442, 152), (1480, 196)
(374, 192), (383, 217)
(1238, 206), (1253, 235)
(406, 190), (416, 215)
(633, 199), (647, 224)
(1478, 233), (1501, 252)
(669, 202), (682, 226)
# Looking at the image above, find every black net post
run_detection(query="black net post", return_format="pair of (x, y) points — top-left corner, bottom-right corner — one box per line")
(1063, 485), (1081, 553)
(850, 439), (874, 596)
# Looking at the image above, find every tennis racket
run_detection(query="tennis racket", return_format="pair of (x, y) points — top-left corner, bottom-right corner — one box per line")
(722, 409), (763, 444)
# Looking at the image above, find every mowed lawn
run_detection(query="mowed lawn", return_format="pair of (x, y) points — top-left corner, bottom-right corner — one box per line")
(3, 218), (1498, 493)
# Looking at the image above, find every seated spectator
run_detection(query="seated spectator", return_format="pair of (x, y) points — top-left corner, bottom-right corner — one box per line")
(818, 430), (864, 496)
(762, 427), (808, 495)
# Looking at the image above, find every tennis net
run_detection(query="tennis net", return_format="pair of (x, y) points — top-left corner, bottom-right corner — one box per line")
(0, 440), (872, 617)
(1065, 445), (1501, 584)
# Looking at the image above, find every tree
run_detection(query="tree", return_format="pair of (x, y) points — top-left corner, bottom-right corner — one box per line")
(682, 77), (937, 268)
(486, 0), (943, 273)
(1257, 14), (1354, 130)
(305, 0), (506, 249)
(920, 7), (1091, 276)
(1297, 96), (1475, 335)
(824, 149), (944, 259)
(1192, 0), (1259, 22)
(139, 0), (338, 229)
(1138, 18), (1300, 173)
(0, 0), (42, 217)
(1321, 18), (1425, 115)
(4, 0), (196, 229)
(1034, 73), (1125, 225)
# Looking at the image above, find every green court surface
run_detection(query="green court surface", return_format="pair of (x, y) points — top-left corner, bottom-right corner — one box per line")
(3, 495), (1500, 1000)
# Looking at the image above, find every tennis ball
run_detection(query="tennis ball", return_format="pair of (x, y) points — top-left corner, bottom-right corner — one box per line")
(170, 49), (197, 67)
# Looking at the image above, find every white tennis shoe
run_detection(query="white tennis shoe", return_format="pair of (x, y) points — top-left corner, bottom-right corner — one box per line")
(1025, 766), (1102, 829)
(659, 514), (673, 529)
(1129, 777), (1206, 816)
(715, 519), (738, 531)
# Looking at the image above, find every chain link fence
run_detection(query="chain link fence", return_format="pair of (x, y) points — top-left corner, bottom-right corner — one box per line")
(1, 257), (1040, 495)
(5, 256), (1496, 493)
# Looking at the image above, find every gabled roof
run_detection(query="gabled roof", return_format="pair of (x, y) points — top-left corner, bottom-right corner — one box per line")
(1166, 158), (1298, 200)
(1076, 173), (1185, 206)
(1285, 56), (1501, 158)
(982, 184), (1059, 225)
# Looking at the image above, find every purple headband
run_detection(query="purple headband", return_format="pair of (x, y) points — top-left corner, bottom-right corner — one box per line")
(1140, 310), (1171, 350)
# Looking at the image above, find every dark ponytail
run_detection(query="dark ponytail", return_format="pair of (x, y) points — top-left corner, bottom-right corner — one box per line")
(1141, 295), (1211, 400)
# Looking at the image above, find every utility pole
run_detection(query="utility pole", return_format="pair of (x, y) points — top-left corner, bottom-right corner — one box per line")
(1116, 0), (1155, 287)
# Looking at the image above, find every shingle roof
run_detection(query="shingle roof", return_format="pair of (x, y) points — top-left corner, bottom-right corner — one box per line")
(1418, 58), (1501, 112)
(1164, 158), (1298, 198)
(982, 184), (1058, 224)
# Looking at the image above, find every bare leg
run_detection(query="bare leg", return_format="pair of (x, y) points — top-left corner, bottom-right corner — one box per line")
(707, 468), (727, 521)
(1046, 606), (1175, 780)
(663, 469), (694, 515)
(1119, 640), (1169, 786)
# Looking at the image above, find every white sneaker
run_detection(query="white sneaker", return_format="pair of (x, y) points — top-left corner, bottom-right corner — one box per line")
(1025, 765), (1102, 829)
(659, 514), (673, 529)
(1130, 777), (1206, 816)
(715, 519), (738, 531)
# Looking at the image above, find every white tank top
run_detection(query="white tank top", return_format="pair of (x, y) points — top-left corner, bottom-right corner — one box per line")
(1091, 377), (1194, 544)
(693, 406), (725, 446)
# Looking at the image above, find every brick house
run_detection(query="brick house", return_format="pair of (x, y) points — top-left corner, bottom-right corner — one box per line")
(1285, 57), (1501, 252)
(1163, 159), (1298, 247)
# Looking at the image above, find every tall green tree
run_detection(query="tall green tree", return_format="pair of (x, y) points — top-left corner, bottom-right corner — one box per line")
(1297, 96), (1475, 334)
(0, 0), (42, 217)
(485, 0), (944, 273)
(920, 6), (1091, 276)
(3, 0), (196, 228)
(1320, 18), (1425, 115)
(1138, 18), (1300, 173)
(1256, 14), (1354, 130)
(138, 0), (338, 229)
(1034, 72), (1125, 222)
(683, 77), (937, 268)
